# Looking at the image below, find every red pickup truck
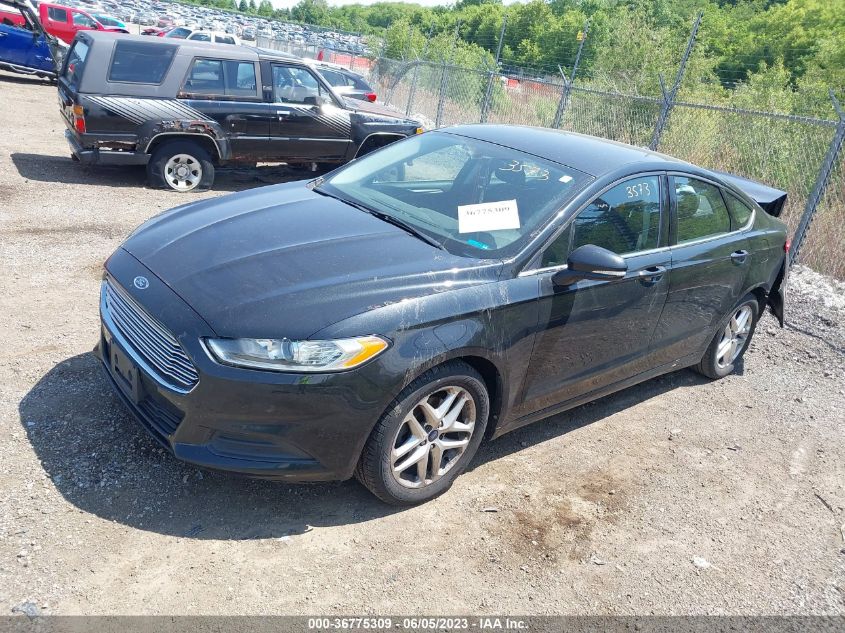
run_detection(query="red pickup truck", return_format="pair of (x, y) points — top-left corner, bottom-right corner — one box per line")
(0, 2), (126, 44)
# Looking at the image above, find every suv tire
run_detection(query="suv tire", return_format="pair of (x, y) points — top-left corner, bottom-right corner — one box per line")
(147, 140), (215, 192)
(355, 361), (489, 506)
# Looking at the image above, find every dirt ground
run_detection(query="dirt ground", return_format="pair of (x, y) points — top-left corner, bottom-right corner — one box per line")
(1, 70), (844, 617)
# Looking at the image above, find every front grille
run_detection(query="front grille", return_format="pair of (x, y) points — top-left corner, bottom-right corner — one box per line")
(103, 279), (199, 390)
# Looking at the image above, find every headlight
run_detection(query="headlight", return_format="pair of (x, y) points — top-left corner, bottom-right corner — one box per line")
(205, 336), (389, 372)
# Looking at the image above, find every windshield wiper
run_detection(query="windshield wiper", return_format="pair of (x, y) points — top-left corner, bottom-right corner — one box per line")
(314, 187), (445, 251)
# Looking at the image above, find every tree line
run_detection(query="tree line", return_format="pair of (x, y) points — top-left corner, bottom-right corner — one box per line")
(175, 0), (844, 118)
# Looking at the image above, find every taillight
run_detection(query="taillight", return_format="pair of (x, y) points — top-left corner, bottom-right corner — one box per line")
(72, 104), (86, 134)
(365, 92), (377, 102)
(784, 238), (791, 254)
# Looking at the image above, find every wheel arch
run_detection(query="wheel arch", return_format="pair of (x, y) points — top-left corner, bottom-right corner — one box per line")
(354, 132), (406, 159)
(391, 351), (508, 442)
(145, 133), (223, 163)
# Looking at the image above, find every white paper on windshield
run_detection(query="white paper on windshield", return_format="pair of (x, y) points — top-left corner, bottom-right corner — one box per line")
(457, 199), (520, 234)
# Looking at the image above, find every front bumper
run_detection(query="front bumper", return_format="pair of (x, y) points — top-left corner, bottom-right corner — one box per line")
(65, 130), (150, 166)
(96, 249), (396, 482)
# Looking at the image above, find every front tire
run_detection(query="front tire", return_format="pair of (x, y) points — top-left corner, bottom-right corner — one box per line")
(355, 361), (489, 505)
(147, 140), (215, 192)
(694, 294), (759, 379)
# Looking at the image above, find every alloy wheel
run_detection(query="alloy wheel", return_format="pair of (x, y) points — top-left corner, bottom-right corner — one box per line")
(164, 154), (202, 191)
(390, 385), (476, 489)
(716, 304), (753, 368)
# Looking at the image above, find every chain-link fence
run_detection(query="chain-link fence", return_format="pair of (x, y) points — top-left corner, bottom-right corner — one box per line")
(257, 33), (845, 280)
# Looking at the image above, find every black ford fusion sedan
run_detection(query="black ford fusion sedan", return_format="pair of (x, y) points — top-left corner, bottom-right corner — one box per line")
(97, 124), (789, 505)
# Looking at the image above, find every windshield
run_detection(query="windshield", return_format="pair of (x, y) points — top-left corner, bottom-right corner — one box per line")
(318, 132), (590, 258)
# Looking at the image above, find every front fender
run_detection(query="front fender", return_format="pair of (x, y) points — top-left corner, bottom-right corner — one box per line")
(313, 275), (542, 430)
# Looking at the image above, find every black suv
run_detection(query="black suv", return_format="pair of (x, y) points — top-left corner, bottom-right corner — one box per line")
(58, 32), (423, 192)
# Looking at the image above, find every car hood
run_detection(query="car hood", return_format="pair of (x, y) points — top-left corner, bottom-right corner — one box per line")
(121, 181), (501, 339)
(345, 97), (419, 124)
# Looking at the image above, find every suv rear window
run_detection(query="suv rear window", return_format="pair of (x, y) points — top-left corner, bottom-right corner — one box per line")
(62, 40), (89, 90)
(108, 41), (176, 84)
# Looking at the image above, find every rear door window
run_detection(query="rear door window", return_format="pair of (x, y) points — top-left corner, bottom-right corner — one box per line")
(109, 41), (176, 83)
(181, 58), (258, 98)
(673, 176), (732, 243)
(47, 6), (68, 21)
(62, 39), (89, 89)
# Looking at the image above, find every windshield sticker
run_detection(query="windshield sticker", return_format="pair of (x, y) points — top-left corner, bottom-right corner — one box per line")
(559, 175), (574, 183)
(466, 239), (491, 250)
(458, 199), (520, 233)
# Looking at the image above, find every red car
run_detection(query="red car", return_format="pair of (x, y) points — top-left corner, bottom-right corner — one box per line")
(37, 2), (126, 44)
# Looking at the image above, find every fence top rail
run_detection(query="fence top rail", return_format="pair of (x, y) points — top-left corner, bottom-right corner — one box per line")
(381, 57), (840, 129)
(671, 100), (839, 128)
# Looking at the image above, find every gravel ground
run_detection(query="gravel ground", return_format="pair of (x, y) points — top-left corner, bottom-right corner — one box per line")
(1, 70), (844, 617)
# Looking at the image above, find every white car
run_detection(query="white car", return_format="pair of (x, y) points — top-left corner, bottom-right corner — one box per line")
(188, 30), (239, 45)
(163, 28), (240, 45)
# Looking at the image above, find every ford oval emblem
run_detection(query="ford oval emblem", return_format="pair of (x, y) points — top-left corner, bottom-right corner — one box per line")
(133, 276), (149, 290)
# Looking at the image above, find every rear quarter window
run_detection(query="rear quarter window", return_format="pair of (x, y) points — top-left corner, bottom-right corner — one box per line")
(725, 192), (753, 229)
(108, 41), (176, 84)
(62, 39), (89, 90)
(350, 75), (371, 90)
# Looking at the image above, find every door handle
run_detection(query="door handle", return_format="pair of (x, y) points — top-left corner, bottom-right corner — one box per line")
(730, 250), (749, 264)
(275, 109), (290, 119)
(636, 265), (666, 284)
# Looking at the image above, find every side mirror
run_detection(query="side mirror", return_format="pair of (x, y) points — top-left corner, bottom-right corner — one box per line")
(552, 244), (628, 287)
(303, 95), (328, 107)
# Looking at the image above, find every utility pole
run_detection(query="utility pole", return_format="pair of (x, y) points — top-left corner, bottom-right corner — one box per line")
(480, 16), (507, 123)
(552, 20), (589, 129)
(649, 11), (703, 150)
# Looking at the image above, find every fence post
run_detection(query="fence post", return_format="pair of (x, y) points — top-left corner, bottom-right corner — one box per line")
(480, 16), (507, 123)
(552, 21), (589, 129)
(649, 10), (702, 150)
(791, 90), (845, 265)
(406, 24), (434, 116)
(435, 23), (461, 128)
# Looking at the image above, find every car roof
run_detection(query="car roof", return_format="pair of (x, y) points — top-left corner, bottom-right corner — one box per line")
(81, 30), (300, 63)
(442, 124), (686, 177)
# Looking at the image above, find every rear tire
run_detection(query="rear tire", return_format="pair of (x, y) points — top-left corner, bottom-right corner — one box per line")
(694, 294), (759, 379)
(147, 140), (215, 192)
(355, 361), (489, 506)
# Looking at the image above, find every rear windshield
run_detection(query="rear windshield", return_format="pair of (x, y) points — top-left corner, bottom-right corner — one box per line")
(350, 75), (371, 90)
(109, 40), (176, 83)
(62, 40), (89, 90)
